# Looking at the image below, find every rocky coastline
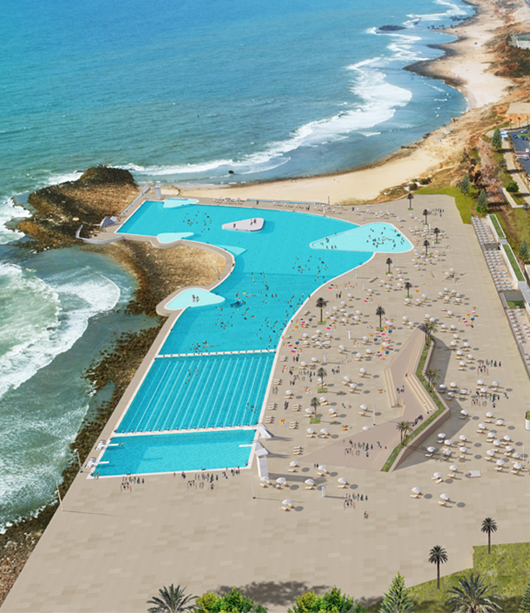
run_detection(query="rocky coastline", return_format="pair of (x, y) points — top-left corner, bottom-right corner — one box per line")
(0, 167), (224, 606)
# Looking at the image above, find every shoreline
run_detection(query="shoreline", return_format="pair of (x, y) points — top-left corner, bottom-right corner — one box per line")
(182, 0), (525, 204)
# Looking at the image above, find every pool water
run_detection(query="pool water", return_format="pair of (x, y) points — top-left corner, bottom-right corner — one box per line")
(117, 352), (274, 433)
(97, 202), (412, 475)
(96, 430), (256, 476)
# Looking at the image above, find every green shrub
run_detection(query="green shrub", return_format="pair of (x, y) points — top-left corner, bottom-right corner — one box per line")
(507, 181), (519, 193)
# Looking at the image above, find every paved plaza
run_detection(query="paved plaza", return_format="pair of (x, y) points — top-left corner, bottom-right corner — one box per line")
(3, 194), (530, 612)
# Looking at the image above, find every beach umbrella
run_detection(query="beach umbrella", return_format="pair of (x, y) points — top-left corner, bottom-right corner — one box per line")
(412, 487), (421, 494)
(492, 381), (500, 388)
(504, 435), (512, 443)
(343, 376), (351, 382)
(496, 459), (506, 466)
(276, 477), (287, 486)
(338, 345), (346, 351)
(349, 383), (357, 390)
(433, 472), (442, 479)
(356, 352), (363, 359)
(447, 311), (453, 317)
(289, 461), (299, 467)
(366, 348), (373, 354)
(355, 310), (362, 315)
(360, 404), (368, 410)
(305, 408), (314, 415)
(477, 379), (485, 386)
(311, 357), (319, 363)
(444, 439), (453, 446)
(440, 493), (450, 501)
(438, 384), (446, 391)
(359, 368), (367, 375)
(338, 477), (348, 484)
(459, 361), (466, 368)
(487, 431), (497, 438)
(427, 446), (437, 453)
(449, 465), (458, 472)
(460, 390), (469, 396)
(513, 452), (522, 460)
(362, 336), (369, 342)
(320, 429), (329, 436)
(493, 440), (502, 447)
(302, 333), (309, 338)
(362, 425), (370, 431)
(487, 450), (497, 457)
(496, 418), (505, 426)
(514, 462), (523, 470)
(505, 446), (514, 453)
(443, 449), (452, 456)
(467, 354), (474, 360)
(282, 499), (293, 507)
(260, 476), (270, 483)
(437, 432), (446, 439)
(402, 315), (409, 321)
(306, 428), (315, 434)
(486, 412), (494, 418)
(478, 423), (487, 430)
(318, 465), (327, 472)
(286, 390), (293, 396)
(459, 446), (468, 453)
(305, 479), (315, 485)
(300, 361), (307, 367)
(450, 382), (458, 389)
(456, 350), (464, 357)
(453, 333), (460, 339)
(320, 396), (327, 402)
(459, 434), (468, 442)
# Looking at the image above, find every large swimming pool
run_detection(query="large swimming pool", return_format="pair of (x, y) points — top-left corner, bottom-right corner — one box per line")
(96, 200), (412, 476)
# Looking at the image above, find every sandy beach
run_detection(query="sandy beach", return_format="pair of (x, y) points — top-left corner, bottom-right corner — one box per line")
(184, 0), (529, 205)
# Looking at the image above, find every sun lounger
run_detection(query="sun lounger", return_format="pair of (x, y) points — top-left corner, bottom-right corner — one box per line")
(259, 482), (267, 488)
(438, 500), (446, 506)
(410, 494), (419, 499)
(435, 478), (443, 484)
(287, 467), (297, 473)
(448, 472), (456, 478)
(281, 506), (290, 511)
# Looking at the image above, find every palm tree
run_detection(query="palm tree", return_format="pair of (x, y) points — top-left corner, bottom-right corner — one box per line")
(396, 421), (412, 444)
(386, 257), (393, 274)
(423, 321), (437, 342)
(519, 578), (530, 612)
(376, 305), (386, 329)
(147, 585), (196, 613)
(317, 367), (327, 388)
(423, 239), (430, 256)
(405, 281), (412, 298)
(524, 202), (530, 219)
(423, 208), (429, 225)
(445, 573), (501, 612)
(425, 368), (440, 391)
(310, 397), (320, 412)
(481, 517), (498, 554)
(434, 227), (441, 243)
(407, 192), (414, 209)
(316, 297), (328, 323)
(429, 545), (448, 590)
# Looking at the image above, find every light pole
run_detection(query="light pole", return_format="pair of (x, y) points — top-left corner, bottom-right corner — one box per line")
(55, 479), (63, 511)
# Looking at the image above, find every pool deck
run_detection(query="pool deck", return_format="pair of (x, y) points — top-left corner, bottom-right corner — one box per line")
(3, 194), (530, 612)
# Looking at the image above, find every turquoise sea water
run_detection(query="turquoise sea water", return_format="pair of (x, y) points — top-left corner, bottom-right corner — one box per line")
(0, 0), (473, 524)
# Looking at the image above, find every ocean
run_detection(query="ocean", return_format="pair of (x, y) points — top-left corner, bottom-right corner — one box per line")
(0, 0), (472, 528)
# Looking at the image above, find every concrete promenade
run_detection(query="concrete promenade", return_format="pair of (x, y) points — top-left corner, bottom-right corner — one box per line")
(3, 194), (530, 612)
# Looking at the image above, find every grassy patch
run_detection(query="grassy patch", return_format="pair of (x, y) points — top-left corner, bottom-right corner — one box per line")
(416, 186), (477, 224)
(489, 213), (506, 238)
(309, 417), (321, 424)
(507, 300), (525, 309)
(317, 387), (328, 393)
(502, 243), (525, 281)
